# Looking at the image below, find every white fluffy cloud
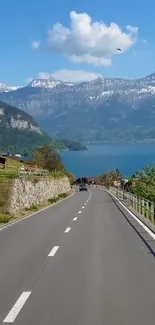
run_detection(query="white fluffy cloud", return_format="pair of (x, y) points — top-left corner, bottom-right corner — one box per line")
(38, 69), (102, 82)
(47, 11), (138, 66)
(31, 40), (40, 49)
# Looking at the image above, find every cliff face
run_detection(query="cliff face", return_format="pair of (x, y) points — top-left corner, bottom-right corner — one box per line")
(0, 101), (51, 151)
(7, 176), (71, 214)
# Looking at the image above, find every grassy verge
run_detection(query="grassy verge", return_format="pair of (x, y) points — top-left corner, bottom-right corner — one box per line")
(0, 213), (13, 224)
(48, 192), (68, 204)
(0, 179), (13, 223)
(0, 169), (67, 181)
(0, 191), (71, 225)
(0, 155), (69, 181)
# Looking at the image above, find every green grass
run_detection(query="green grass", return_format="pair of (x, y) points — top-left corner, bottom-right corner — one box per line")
(0, 179), (12, 212)
(25, 204), (38, 211)
(0, 171), (18, 181)
(58, 193), (68, 199)
(0, 156), (22, 180)
(0, 213), (12, 224)
(48, 192), (69, 204)
(48, 197), (58, 204)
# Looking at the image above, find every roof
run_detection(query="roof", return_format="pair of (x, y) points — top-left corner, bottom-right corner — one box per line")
(72, 176), (99, 184)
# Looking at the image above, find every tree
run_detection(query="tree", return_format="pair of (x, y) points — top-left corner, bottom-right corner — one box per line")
(34, 145), (64, 172)
(99, 168), (122, 187)
(128, 164), (155, 202)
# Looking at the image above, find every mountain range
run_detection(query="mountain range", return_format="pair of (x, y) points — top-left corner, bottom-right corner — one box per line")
(1, 72), (155, 143)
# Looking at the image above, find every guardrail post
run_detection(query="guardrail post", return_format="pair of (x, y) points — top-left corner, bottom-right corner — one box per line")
(139, 198), (141, 214)
(132, 195), (135, 209)
(139, 198), (141, 213)
(129, 193), (133, 208)
(146, 201), (149, 219)
(135, 196), (138, 212)
(151, 202), (154, 224)
(141, 199), (145, 217)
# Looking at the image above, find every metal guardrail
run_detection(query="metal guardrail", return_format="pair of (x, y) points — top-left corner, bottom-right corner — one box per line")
(107, 187), (155, 225)
(0, 168), (66, 179)
(18, 168), (49, 177)
(0, 168), (49, 179)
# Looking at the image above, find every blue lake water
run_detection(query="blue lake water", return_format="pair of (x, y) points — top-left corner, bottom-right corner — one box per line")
(60, 144), (155, 178)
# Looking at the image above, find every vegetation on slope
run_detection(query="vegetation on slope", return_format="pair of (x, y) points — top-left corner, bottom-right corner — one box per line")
(99, 165), (155, 202)
(0, 145), (75, 223)
(0, 100), (87, 155)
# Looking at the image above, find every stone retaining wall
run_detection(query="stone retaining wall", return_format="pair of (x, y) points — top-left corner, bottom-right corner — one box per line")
(8, 176), (71, 213)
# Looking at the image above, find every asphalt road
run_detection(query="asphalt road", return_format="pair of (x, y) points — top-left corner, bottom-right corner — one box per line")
(1, 187), (155, 324)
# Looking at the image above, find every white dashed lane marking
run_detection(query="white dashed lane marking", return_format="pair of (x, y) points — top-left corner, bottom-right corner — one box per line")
(64, 227), (71, 233)
(73, 217), (78, 221)
(3, 292), (31, 323)
(48, 246), (59, 257)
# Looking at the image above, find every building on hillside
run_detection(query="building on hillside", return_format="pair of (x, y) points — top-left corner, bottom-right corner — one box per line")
(0, 156), (7, 168)
(72, 176), (99, 185)
(22, 160), (38, 168)
(20, 160), (38, 172)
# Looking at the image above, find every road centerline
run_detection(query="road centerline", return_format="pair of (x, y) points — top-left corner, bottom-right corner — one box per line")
(48, 246), (59, 257)
(3, 291), (31, 323)
(64, 227), (71, 233)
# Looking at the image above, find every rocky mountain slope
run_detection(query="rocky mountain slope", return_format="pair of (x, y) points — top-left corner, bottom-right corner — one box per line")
(0, 101), (51, 153)
(1, 73), (155, 142)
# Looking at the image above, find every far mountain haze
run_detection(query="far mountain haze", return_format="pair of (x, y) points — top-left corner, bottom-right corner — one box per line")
(1, 72), (155, 143)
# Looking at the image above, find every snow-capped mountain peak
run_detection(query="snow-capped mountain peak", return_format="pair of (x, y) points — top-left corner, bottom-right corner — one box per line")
(1, 71), (155, 143)
(28, 79), (62, 89)
(0, 82), (21, 93)
(28, 78), (75, 89)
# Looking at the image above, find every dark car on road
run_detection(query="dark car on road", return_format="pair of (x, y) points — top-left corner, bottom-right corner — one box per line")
(79, 183), (88, 191)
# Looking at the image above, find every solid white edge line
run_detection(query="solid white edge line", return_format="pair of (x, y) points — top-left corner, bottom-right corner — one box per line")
(108, 191), (155, 240)
(64, 227), (71, 233)
(48, 246), (59, 257)
(73, 217), (78, 221)
(3, 291), (31, 323)
(0, 189), (75, 232)
(88, 189), (92, 201)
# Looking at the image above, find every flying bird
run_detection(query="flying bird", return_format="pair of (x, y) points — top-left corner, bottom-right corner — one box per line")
(117, 48), (122, 51)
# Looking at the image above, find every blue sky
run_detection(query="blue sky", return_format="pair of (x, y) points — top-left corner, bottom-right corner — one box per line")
(0, 0), (155, 85)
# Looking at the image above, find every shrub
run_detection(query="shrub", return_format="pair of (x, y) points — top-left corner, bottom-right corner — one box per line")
(0, 213), (12, 224)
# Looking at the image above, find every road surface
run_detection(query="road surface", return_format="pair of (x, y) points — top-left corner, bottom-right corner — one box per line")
(0, 188), (155, 324)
